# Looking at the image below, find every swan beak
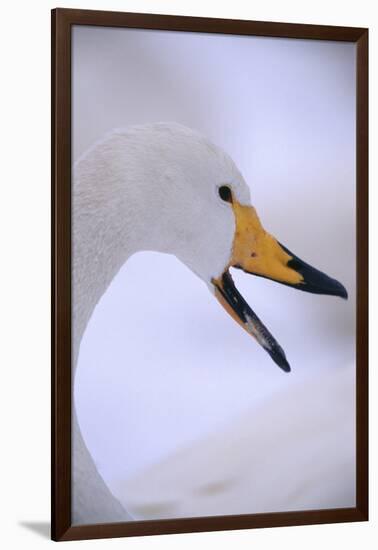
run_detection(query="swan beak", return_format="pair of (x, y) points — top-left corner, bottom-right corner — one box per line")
(212, 200), (347, 373)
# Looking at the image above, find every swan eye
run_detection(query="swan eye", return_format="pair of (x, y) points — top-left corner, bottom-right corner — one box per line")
(218, 185), (232, 203)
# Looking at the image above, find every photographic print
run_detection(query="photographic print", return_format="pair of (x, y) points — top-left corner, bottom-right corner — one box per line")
(52, 9), (368, 541)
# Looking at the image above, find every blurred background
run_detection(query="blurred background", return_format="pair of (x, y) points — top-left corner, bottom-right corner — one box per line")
(73, 26), (356, 519)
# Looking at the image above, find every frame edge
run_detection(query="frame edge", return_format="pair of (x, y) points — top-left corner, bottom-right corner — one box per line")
(355, 28), (369, 522)
(51, 8), (369, 541)
(51, 7), (73, 542)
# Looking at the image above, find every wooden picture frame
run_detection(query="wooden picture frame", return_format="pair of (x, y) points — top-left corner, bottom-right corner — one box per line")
(52, 8), (368, 542)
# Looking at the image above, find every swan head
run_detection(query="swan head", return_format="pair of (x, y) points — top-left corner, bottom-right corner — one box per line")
(125, 123), (347, 372)
(84, 123), (348, 372)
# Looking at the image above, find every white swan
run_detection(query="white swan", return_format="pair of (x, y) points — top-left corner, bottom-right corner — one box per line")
(72, 122), (347, 524)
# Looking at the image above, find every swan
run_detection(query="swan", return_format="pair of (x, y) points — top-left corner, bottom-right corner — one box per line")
(72, 122), (347, 525)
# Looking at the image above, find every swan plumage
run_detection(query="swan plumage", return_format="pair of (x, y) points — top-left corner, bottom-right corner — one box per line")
(72, 122), (348, 524)
(73, 122), (249, 523)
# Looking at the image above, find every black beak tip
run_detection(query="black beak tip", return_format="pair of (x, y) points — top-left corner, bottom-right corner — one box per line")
(339, 284), (348, 300)
(276, 356), (291, 373)
(268, 347), (291, 373)
(281, 243), (349, 301)
(328, 279), (348, 300)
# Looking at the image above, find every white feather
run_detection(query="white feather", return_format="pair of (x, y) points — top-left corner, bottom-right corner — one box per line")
(72, 123), (250, 523)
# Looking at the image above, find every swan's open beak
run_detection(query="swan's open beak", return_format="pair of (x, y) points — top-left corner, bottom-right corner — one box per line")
(212, 200), (347, 373)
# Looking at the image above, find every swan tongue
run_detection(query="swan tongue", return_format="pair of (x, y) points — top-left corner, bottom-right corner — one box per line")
(212, 270), (290, 373)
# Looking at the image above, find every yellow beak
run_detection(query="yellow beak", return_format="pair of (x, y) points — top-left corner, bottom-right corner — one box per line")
(212, 195), (348, 372)
(231, 202), (303, 285)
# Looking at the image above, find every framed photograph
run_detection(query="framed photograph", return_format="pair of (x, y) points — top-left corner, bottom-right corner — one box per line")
(51, 8), (368, 542)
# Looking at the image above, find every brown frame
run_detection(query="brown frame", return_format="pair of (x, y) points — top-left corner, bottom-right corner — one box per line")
(51, 8), (369, 542)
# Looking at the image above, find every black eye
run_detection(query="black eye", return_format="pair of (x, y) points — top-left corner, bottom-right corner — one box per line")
(218, 185), (232, 203)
